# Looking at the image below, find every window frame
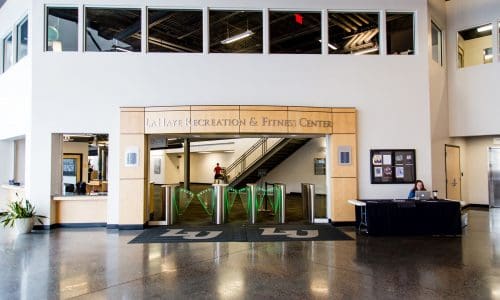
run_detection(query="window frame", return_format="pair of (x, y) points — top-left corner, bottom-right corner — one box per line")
(16, 16), (28, 62)
(431, 20), (443, 66)
(385, 11), (417, 56)
(146, 7), (204, 53)
(208, 8), (264, 54)
(456, 22), (493, 69)
(45, 5), (80, 52)
(327, 10), (381, 55)
(83, 5), (143, 53)
(268, 9), (323, 55)
(2, 31), (13, 73)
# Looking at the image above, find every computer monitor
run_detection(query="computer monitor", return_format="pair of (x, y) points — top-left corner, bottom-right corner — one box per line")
(415, 191), (431, 200)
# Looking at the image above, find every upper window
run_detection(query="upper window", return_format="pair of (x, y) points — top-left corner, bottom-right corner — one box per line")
(431, 22), (443, 65)
(328, 12), (379, 55)
(46, 7), (78, 52)
(386, 13), (415, 55)
(85, 8), (141, 52)
(210, 10), (263, 53)
(3, 33), (13, 72)
(17, 17), (28, 61)
(457, 24), (492, 68)
(148, 9), (202, 53)
(270, 11), (321, 54)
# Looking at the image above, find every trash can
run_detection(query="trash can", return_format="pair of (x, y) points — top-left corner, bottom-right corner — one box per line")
(301, 183), (315, 224)
(247, 183), (258, 224)
(274, 183), (286, 224)
(212, 184), (228, 224)
(163, 184), (178, 225)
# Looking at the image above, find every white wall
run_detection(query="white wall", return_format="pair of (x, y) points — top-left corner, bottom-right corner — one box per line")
(14, 138), (25, 184)
(0, 140), (14, 201)
(447, 0), (500, 136)
(263, 138), (327, 194)
(0, 0), (31, 140)
(26, 0), (433, 223)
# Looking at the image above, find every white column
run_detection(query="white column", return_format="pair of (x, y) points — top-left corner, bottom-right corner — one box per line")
(263, 8), (270, 54)
(321, 9), (328, 55)
(203, 7), (209, 54)
(379, 10), (387, 55)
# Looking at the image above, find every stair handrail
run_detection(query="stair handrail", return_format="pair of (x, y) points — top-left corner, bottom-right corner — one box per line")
(225, 137), (284, 182)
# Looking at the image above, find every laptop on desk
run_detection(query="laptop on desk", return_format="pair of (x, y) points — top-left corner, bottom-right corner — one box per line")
(415, 191), (432, 200)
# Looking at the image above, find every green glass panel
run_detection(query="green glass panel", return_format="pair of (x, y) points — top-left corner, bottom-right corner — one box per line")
(176, 188), (195, 215)
(226, 188), (238, 214)
(238, 187), (249, 214)
(195, 188), (213, 216)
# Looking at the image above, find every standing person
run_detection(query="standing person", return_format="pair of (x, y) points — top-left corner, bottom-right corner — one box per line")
(408, 180), (426, 199)
(214, 163), (223, 183)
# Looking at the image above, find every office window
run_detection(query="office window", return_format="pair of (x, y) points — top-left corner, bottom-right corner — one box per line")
(86, 8), (141, 52)
(431, 22), (443, 65)
(270, 11), (321, 54)
(210, 10), (262, 53)
(3, 33), (13, 72)
(457, 24), (492, 68)
(386, 13), (415, 55)
(148, 9), (202, 53)
(17, 17), (28, 61)
(328, 12), (379, 55)
(46, 7), (78, 52)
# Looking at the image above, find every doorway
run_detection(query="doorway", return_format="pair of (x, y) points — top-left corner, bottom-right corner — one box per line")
(445, 145), (462, 200)
(489, 147), (500, 208)
(146, 135), (328, 225)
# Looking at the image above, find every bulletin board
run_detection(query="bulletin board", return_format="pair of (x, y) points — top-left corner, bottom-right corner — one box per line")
(370, 149), (416, 184)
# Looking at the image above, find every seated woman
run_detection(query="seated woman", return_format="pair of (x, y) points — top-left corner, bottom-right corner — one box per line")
(408, 180), (426, 199)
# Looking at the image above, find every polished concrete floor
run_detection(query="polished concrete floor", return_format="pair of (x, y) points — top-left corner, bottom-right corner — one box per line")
(0, 209), (499, 299)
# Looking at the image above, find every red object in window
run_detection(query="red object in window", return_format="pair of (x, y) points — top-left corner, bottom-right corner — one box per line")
(295, 13), (303, 24)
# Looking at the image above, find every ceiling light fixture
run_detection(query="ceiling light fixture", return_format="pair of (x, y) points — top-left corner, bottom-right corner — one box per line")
(319, 40), (337, 50)
(354, 47), (379, 55)
(477, 24), (492, 32)
(221, 30), (254, 44)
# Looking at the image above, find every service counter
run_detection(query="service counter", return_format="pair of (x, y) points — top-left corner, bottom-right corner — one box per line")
(52, 195), (107, 224)
(351, 199), (462, 236)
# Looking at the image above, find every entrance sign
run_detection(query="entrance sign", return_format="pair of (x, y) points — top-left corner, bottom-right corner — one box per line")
(145, 106), (336, 134)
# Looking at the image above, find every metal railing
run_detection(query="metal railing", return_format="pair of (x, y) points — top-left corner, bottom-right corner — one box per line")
(225, 137), (283, 184)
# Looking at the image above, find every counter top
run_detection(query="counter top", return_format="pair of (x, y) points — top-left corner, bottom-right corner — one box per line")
(1, 184), (25, 191)
(52, 195), (107, 201)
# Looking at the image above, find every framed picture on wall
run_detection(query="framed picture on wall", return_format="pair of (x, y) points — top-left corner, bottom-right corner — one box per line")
(370, 149), (416, 184)
(153, 157), (162, 175)
(63, 153), (83, 182)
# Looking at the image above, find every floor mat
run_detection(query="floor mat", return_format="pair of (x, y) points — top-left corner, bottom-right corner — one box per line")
(129, 224), (352, 243)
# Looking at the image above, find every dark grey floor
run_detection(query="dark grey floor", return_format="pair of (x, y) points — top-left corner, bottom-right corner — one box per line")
(0, 209), (499, 299)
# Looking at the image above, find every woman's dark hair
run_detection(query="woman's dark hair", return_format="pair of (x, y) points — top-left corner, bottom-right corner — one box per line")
(411, 180), (426, 192)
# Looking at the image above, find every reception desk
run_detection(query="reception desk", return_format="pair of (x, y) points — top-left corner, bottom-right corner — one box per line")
(353, 199), (462, 236)
(52, 195), (107, 224)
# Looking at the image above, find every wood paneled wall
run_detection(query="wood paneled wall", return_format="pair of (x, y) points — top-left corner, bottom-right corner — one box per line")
(120, 106), (358, 225)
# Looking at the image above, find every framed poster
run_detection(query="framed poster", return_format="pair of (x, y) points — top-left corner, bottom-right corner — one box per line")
(63, 153), (83, 182)
(370, 149), (416, 184)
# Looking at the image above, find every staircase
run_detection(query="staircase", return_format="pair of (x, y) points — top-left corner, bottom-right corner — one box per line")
(226, 138), (311, 189)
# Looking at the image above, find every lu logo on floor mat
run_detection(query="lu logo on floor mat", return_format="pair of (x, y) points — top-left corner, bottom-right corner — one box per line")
(260, 227), (319, 238)
(161, 229), (223, 240)
(129, 225), (352, 243)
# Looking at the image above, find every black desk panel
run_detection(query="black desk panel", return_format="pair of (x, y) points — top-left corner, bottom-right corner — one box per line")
(355, 199), (462, 236)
